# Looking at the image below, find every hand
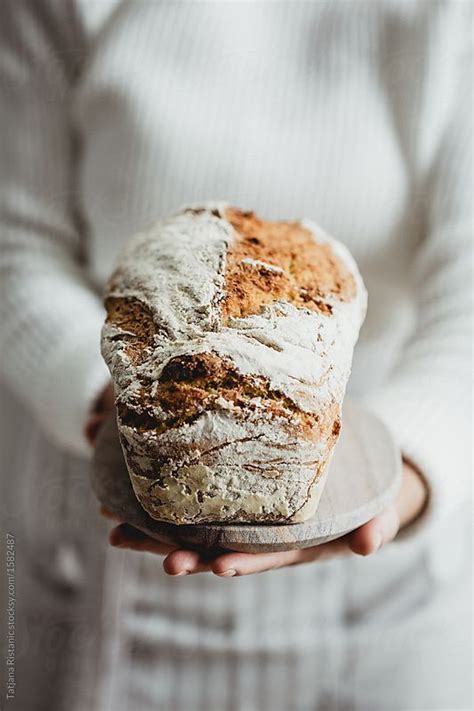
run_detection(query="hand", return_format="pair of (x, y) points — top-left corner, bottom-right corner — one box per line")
(104, 460), (428, 577)
(85, 382), (115, 448)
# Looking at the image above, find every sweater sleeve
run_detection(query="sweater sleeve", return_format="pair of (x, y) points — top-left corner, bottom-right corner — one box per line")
(0, 1), (110, 458)
(362, 34), (472, 539)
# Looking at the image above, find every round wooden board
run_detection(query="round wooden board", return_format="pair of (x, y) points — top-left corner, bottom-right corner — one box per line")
(91, 400), (401, 553)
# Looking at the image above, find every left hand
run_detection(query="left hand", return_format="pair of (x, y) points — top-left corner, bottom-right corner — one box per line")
(104, 460), (428, 577)
(84, 382), (115, 448)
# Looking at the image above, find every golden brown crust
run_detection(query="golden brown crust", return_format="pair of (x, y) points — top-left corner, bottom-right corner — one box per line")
(119, 351), (340, 450)
(222, 207), (356, 322)
(102, 205), (359, 524)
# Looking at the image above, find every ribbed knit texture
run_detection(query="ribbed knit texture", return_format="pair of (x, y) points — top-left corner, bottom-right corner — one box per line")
(0, 2), (472, 710)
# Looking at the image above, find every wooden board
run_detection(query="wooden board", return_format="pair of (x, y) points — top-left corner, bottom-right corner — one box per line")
(91, 400), (401, 553)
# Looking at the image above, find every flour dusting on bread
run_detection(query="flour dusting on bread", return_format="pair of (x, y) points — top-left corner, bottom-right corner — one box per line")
(101, 202), (367, 524)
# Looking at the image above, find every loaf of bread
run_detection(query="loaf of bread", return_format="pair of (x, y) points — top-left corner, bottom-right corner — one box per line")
(101, 203), (366, 524)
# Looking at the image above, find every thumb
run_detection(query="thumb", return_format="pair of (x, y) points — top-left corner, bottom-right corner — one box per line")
(348, 505), (400, 556)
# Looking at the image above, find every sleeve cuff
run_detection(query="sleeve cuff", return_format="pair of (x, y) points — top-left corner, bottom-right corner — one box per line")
(360, 384), (471, 543)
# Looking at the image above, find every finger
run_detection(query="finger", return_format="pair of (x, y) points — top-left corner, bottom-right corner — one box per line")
(100, 505), (122, 521)
(163, 549), (213, 576)
(109, 523), (177, 556)
(348, 504), (400, 556)
(84, 413), (107, 448)
(211, 537), (351, 577)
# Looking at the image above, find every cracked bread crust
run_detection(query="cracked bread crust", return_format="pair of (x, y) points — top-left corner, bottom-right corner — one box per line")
(101, 202), (367, 524)
(222, 207), (356, 321)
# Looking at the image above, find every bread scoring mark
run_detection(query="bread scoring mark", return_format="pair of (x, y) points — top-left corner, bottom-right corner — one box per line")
(221, 207), (356, 322)
(119, 351), (328, 439)
(118, 351), (342, 483)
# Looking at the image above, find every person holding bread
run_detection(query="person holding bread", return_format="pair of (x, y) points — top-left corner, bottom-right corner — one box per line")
(0, 2), (471, 711)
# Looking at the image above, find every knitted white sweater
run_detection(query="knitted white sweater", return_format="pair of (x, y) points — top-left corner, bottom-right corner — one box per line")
(0, 0), (472, 538)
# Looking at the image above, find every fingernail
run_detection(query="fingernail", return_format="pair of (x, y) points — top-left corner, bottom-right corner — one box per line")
(173, 570), (190, 576)
(374, 533), (383, 551)
(218, 569), (237, 577)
